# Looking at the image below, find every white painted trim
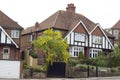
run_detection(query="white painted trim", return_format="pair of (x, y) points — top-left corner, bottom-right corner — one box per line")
(0, 26), (19, 48)
(90, 23), (114, 49)
(89, 24), (99, 34)
(65, 20), (89, 38)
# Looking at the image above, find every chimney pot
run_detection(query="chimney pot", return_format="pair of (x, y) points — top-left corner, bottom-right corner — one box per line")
(66, 3), (76, 13)
(35, 22), (39, 28)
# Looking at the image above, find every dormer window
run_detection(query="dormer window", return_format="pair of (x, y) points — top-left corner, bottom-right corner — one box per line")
(75, 33), (85, 42)
(11, 30), (19, 38)
(93, 35), (102, 44)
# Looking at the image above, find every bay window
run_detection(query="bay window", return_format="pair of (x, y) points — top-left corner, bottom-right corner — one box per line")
(69, 46), (84, 57)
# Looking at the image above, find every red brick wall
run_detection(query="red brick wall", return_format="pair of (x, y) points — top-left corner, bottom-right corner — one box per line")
(92, 27), (104, 36)
(74, 23), (88, 34)
(0, 45), (20, 60)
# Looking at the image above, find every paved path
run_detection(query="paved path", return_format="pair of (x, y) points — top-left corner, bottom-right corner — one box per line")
(1, 76), (120, 80)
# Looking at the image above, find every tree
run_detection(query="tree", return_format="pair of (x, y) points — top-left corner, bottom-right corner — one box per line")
(32, 29), (69, 65)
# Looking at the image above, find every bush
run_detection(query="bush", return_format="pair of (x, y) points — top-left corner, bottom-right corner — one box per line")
(23, 62), (29, 69)
(68, 58), (79, 67)
(78, 52), (84, 61)
(75, 64), (87, 69)
(110, 68), (117, 73)
(33, 64), (47, 72)
(29, 49), (38, 58)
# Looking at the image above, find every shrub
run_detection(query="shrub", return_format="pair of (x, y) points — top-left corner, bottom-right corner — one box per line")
(78, 52), (84, 61)
(110, 68), (117, 73)
(75, 64), (87, 69)
(68, 58), (79, 67)
(29, 49), (38, 58)
(23, 62), (29, 69)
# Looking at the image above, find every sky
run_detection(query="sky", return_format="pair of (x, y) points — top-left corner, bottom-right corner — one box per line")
(0, 0), (120, 29)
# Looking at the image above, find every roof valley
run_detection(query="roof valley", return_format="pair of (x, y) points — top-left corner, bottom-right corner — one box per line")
(52, 11), (60, 27)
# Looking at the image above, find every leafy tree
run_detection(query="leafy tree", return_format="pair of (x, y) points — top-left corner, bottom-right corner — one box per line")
(107, 47), (120, 67)
(32, 29), (69, 65)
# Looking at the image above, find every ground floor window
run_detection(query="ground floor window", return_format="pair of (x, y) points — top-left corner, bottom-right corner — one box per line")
(89, 48), (102, 58)
(69, 46), (84, 57)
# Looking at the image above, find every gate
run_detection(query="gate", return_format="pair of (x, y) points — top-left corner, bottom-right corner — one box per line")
(47, 62), (66, 77)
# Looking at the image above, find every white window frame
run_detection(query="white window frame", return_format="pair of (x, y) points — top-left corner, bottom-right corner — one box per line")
(89, 48), (102, 58)
(29, 34), (33, 42)
(11, 30), (19, 38)
(113, 29), (119, 39)
(3, 47), (10, 59)
(75, 32), (85, 42)
(93, 35), (102, 44)
(69, 46), (84, 57)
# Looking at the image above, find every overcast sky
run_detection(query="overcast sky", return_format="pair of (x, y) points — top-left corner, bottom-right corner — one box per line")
(0, 0), (120, 29)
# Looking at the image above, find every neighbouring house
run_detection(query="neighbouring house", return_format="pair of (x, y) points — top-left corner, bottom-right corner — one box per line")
(0, 10), (23, 79)
(110, 19), (120, 46)
(21, 4), (114, 67)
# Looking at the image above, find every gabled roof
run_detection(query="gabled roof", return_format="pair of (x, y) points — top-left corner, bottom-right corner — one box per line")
(22, 10), (114, 38)
(22, 10), (96, 35)
(0, 26), (19, 48)
(0, 10), (23, 29)
(111, 19), (120, 29)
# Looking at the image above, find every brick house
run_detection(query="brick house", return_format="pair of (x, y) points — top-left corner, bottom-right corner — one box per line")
(0, 11), (23, 60)
(21, 4), (114, 67)
(110, 19), (120, 46)
(0, 10), (23, 78)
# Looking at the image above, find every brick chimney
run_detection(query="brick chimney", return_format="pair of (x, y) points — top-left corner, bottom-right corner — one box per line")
(35, 22), (39, 28)
(66, 3), (76, 13)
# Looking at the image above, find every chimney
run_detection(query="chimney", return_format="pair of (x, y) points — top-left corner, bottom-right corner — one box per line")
(66, 3), (76, 13)
(35, 22), (39, 28)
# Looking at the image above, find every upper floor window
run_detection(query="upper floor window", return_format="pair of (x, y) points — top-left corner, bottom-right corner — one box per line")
(11, 30), (19, 38)
(75, 33), (85, 42)
(113, 29), (119, 39)
(93, 35), (102, 44)
(29, 34), (33, 42)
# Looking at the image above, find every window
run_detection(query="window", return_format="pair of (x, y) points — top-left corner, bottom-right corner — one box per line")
(113, 29), (119, 39)
(11, 30), (19, 38)
(93, 35), (102, 44)
(89, 49), (102, 58)
(75, 33), (85, 42)
(69, 46), (84, 57)
(29, 34), (33, 42)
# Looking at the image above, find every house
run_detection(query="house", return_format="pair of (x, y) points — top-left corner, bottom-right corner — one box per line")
(0, 10), (23, 78)
(21, 4), (114, 67)
(110, 19), (120, 46)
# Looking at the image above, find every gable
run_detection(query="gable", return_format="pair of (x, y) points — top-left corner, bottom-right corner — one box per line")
(73, 23), (88, 34)
(92, 26), (104, 36)
(0, 26), (19, 48)
(90, 24), (114, 49)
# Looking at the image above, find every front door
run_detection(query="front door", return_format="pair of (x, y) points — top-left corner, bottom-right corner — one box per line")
(3, 48), (10, 59)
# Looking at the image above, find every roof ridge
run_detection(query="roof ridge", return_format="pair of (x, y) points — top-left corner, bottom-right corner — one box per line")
(52, 10), (61, 27)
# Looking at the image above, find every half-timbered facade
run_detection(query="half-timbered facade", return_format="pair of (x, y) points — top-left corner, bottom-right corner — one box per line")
(0, 11), (23, 60)
(21, 3), (114, 66)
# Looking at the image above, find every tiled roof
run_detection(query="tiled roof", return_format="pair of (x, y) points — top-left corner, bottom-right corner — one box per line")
(22, 10), (96, 34)
(0, 10), (23, 29)
(111, 19), (120, 29)
(22, 10), (113, 38)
